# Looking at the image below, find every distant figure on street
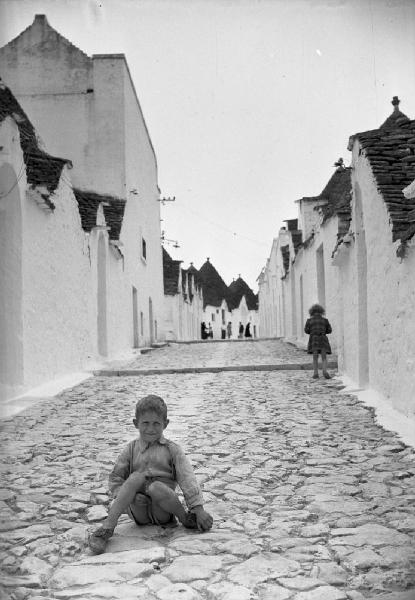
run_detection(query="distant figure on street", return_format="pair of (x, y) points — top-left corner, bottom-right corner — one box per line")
(238, 322), (244, 338)
(304, 303), (332, 379)
(226, 321), (232, 339)
(208, 322), (213, 339)
(201, 321), (208, 340)
(221, 323), (226, 339)
(244, 322), (252, 338)
(88, 395), (213, 554)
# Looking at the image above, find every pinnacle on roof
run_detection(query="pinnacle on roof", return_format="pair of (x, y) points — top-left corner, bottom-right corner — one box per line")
(380, 96), (410, 131)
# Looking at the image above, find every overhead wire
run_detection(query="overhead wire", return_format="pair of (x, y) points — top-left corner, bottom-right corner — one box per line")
(167, 201), (270, 248)
(0, 160), (26, 198)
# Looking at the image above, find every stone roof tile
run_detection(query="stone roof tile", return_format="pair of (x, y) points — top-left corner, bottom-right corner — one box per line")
(162, 247), (181, 296)
(73, 189), (126, 240)
(198, 259), (230, 309)
(281, 244), (290, 275)
(349, 97), (415, 246)
(0, 83), (70, 206)
(227, 277), (258, 311)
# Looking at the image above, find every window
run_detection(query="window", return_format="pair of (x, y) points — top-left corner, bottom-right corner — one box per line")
(141, 237), (147, 261)
(140, 311), (144, 335)
(221, 309), (225, 324)
(211, 313), (215, 322)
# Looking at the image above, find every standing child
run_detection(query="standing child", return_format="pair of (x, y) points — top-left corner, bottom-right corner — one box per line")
(304, 304), (332, 379)
(88, 395), (213, 554)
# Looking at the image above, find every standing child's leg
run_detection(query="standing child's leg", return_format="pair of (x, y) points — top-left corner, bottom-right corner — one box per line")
(322, 350), (330, 379)
(312, 351), (319, 378)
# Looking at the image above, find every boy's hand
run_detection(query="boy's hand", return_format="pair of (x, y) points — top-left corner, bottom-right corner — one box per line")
(192, 506), (213, 531)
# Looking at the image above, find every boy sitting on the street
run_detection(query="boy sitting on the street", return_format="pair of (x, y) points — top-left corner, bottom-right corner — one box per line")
(88, 394), (213, 554)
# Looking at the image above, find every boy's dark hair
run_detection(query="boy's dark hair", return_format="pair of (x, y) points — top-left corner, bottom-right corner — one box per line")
(309, 303), (325, 316)
(135, 395), (168, 421)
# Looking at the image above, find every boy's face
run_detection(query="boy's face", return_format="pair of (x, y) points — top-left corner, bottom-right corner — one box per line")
(133, 410), (168, 443)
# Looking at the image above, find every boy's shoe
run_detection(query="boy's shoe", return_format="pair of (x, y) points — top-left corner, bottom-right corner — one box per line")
(312, 374), (319, 379)
(183, 511), (198, 529)
(323, 372), (331, 379)
(88, 526), (114, 554)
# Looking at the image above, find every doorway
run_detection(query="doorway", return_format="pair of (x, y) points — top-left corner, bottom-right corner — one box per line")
(299, 274), (304, 334)
(97, 232), (108, 356)
(149, 297), (154, 344)
(132, 286), (139, 348)
(0, 164), (24, 389)
(316, 244), (326, 308)
(355, 183), (369, 386)
(290, 272), (297, 337)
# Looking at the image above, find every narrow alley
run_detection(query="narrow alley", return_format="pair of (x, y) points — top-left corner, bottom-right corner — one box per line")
(1, 340), (414, 600)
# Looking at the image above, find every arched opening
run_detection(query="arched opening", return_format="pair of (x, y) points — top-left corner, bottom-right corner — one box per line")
(97, 232), (107, 356)
(354, 182), (369, 386)
(0, 163), (24, 394)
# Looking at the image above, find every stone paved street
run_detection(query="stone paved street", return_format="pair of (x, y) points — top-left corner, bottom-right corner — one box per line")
(1, 340), (414, 600)
(122, 339), (309, 369)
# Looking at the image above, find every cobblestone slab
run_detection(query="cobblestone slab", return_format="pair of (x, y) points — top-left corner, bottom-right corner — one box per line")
(0, 341), (414, 599)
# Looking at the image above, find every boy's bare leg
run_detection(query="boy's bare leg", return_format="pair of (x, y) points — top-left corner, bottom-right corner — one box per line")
(147, 481), (188, 524)
(312, 352), (319, 377)
(102, 472), (147, 530)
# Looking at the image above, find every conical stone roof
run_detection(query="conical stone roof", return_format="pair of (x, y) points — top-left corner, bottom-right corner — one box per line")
(228, 277), (258, 310)
(198, 259), (230, 309)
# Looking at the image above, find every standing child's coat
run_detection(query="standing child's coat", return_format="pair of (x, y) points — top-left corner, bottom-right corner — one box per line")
(304, 314), (332, 354)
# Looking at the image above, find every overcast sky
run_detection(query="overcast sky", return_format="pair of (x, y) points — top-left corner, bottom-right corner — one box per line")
(1, 0), (414, 290)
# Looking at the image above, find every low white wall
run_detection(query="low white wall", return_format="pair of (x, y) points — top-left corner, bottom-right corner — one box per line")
(22, 169), (93, 389)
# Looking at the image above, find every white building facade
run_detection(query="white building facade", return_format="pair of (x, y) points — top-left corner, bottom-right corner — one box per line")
(0, 96), (93, 401)
(162, 250), (204, 342)
(258, 100), (415, 418)
(0, 15), (165, 356)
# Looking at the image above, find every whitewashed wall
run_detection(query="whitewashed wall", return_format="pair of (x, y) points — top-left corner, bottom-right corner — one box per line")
(163, 272), (204, 342)
(120, 58), (164, 346)
(0, 17), (165, 351)
(337, 143), (415, 417)
(22, 172), (93, 385)
(292, 217), (339, 351)
(0, 118), (93, 400)
(203, 300), (230, 340)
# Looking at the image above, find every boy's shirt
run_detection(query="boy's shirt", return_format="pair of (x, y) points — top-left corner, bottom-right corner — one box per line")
(109, 435), (204, 510)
